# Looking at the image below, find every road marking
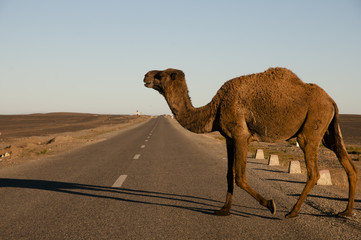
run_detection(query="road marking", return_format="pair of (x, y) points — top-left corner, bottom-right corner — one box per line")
(141, 145), (145, 148)
(133, 154), (141, 159)
(112, 175), (127, 188)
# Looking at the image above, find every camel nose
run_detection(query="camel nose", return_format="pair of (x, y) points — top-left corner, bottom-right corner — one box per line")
(143, 78), (152, 87)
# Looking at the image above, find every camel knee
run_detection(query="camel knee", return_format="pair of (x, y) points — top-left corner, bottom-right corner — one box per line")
(307, 171), (320, 184)
(227, 172), (234, 181)
(348, 168), (358, 184)
(235, 178), (248, 189)
(350, 164), (358, 179)
(340, 157), (358, 183)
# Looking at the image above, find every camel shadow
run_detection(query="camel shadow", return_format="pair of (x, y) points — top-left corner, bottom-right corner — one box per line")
(247, 160), (267, 165)
(266, 178), (305, 184)
(289, 193), (361, 203)
(254, 168), (286, 174)
(0, 178), (279, 220)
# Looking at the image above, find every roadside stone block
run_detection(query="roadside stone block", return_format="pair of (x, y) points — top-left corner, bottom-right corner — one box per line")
(288, 160), (301, 174)
(255, 149), (264, 159)
(268, 154), (279, 166)
(317, 169), (332, 186)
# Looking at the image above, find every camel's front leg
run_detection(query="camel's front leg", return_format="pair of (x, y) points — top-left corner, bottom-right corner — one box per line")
(215, 138), (235, 216)
(234, 136), (276, 215)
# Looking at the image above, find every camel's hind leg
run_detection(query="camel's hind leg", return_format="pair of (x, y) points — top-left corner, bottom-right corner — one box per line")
(323, 113), (358, 217)
(286, 139), (320, 218)
(286, 106), (334, 218)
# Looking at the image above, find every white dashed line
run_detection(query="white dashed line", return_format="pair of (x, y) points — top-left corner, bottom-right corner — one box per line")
(112, 124), (157, 188)
(112, 175), (127, 188)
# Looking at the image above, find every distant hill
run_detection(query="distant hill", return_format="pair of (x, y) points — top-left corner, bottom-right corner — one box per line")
(0, 113), (148, 140)
(339, 114), (361, 146)
(0, 113), (359, 146)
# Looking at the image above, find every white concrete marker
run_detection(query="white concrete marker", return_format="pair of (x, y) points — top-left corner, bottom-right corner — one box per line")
(317, 169), (332, 186)
(268, 155), (279, 166)
(288, 161), (301, 174)
(141, 145), (145, 148)
(112, 175), (127, 188)
(133, 154), (141, 160)
(255, 149), (264, 159)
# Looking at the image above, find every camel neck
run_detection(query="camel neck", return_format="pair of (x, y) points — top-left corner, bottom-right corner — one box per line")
(164, 87), (218, 133)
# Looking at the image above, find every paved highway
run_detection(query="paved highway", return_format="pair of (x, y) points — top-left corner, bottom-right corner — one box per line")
(1, 116), (361, 239)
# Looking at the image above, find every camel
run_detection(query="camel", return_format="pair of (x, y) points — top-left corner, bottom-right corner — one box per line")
(143, 67), (358, 218)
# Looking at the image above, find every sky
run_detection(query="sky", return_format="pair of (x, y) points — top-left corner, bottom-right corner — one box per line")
(0, 0), (360, 115)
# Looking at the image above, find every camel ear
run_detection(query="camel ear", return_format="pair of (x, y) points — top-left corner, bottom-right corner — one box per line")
(170, 70), (185, 81)
(170, 72), (177, 81)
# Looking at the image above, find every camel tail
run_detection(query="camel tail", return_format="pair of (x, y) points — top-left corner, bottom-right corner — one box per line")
(322, 103), (347, 156)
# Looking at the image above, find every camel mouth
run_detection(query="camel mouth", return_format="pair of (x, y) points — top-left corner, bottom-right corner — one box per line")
(144, 80), (164, 94)
(144, 75), (164, 94)
(143, 78), (153, 88)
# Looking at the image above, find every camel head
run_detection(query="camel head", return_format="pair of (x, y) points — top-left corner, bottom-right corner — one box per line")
(144, 68), (185, 95)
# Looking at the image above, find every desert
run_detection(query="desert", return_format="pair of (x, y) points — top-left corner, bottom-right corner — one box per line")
(0, 113), (150, 167)
(0, 112), (360, 194)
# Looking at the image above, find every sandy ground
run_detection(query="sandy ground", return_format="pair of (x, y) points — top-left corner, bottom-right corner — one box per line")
(0, 113), (360, 193)
(0, 113), (150, 168)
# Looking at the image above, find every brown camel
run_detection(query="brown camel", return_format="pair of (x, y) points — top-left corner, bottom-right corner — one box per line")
(143, 67), (358, 218)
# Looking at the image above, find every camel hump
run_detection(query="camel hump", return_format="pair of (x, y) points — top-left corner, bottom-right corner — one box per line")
(265, 67), (296, 76)
(226, 67), (305, 88)
(259, 67), (303, 83)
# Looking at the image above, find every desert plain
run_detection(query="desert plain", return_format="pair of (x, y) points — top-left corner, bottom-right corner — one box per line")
(0, 112), (360, 192)
(0, 113), (150, 167)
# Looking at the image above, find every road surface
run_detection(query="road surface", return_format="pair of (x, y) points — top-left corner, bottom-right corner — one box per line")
(1, 116), (361, 239)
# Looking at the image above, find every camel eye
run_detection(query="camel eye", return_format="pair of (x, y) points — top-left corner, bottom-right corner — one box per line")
(154, 72), (162, 80)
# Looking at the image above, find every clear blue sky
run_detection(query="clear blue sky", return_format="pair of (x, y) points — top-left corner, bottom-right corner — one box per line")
(1, 0), (360, 115)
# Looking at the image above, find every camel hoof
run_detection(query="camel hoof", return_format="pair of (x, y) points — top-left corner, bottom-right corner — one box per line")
(338, 210), (352, 217)
(285, 212), (298, 219)
(214, 209), (230, 216)
(267, 200), (276, 215)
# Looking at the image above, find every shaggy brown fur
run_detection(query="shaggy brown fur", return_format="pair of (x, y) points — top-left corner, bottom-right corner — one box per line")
(144, 67), (358, 218)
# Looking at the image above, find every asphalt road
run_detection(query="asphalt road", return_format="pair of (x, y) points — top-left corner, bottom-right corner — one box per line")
(1, 116), (361, 239)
